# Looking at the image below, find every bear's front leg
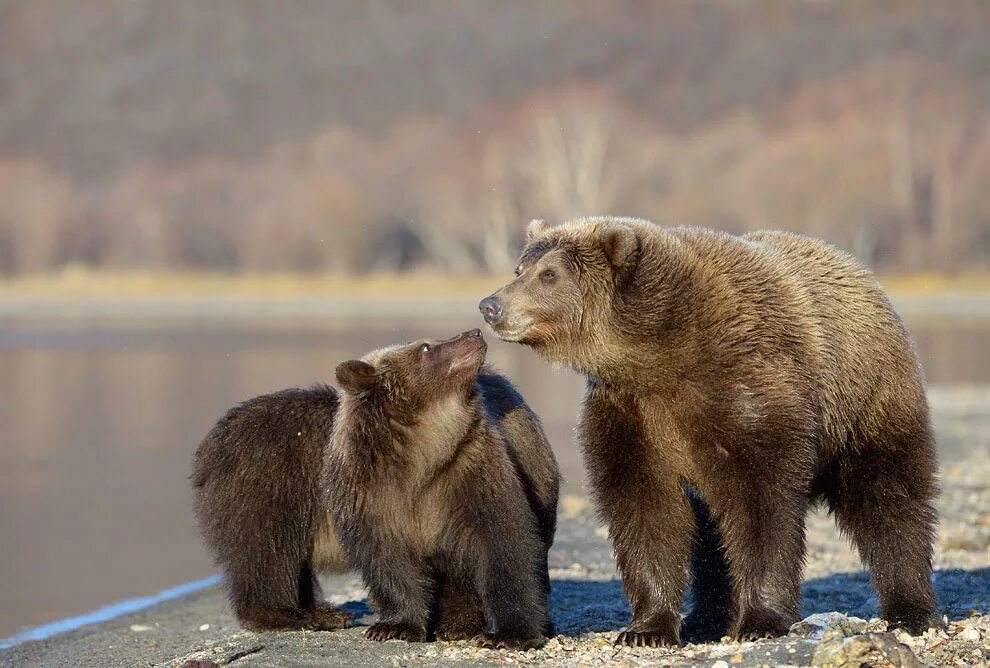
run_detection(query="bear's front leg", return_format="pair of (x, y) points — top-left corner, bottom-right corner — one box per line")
(359, 542), (432, 643)
(579, 383), (694, 647)
(465, 479), (549, 650)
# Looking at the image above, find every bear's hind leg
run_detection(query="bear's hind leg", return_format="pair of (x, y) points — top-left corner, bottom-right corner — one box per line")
(300, 562), (352, 630)
(227, 547), (305, 631)
(232, 560), (350, 631)
(827, 407), (939, 635)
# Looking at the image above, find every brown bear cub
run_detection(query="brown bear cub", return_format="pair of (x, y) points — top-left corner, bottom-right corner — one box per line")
(192, 385), (352, 631)
(481, 217), (940, 646)
(324, 329), (559, 649)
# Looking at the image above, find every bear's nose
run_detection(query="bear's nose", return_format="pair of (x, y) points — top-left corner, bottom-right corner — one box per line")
(479, 296), (503, 325)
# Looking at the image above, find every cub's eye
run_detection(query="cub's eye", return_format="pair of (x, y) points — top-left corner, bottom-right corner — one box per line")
(513, 265), (523, 277)
(420, 343), (431, 353)
(541, 270), (556, 282)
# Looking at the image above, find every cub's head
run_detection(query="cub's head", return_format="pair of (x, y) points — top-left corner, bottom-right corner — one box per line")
(335, 329), (487, 417)
(479, 218), (640, 369)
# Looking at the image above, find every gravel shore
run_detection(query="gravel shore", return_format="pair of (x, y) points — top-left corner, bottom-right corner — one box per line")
(2, 386), (988, 667)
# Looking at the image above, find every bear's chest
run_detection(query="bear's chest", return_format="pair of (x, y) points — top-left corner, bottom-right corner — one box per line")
(368, 482), (456, 556)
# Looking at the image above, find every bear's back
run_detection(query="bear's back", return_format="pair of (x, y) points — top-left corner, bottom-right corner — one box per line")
(193, 385), (338, 489)
(654, 225), (921, 448)
(742, 229), (910, 364)
(742, 230), (925, 445)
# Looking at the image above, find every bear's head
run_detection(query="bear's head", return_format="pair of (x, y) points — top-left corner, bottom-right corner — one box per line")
(479, 217), (641, 372)
(335, 329), (487, 417)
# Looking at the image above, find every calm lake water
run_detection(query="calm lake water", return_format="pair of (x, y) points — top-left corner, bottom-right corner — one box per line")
(1, 312), (988, 637)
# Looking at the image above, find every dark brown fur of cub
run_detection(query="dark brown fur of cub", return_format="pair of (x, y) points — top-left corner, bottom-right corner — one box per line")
(191, 386), (351, 631)
(481, 217), (939, 646)
(324, 330), (559, 650)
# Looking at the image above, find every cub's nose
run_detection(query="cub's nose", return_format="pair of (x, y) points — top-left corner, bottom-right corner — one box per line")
(479, 296), (503, 325)
(463, 328), (482, 339)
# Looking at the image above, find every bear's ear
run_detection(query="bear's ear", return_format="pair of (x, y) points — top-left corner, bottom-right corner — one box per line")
(525, 218), (551, 241)
(335, 360), (376, 393)
(601, 224), (639, 276)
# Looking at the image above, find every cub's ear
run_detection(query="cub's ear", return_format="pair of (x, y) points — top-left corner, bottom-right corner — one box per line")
(525, 218), (551, 241)
(335, 360), (376, 393)
(601, 224), (639, 276)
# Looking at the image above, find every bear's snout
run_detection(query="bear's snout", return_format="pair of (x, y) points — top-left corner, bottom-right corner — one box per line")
(479, 296), (503, 325)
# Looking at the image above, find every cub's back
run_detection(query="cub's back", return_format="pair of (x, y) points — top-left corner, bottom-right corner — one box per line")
(193, 385), (338, 490)
(192, 385), (339, 565)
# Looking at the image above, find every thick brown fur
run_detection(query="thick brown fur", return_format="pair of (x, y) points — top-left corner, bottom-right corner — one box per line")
(191, 386), (351, 631)
(481, 217), (939, 646)
(324, 329), (559, 650)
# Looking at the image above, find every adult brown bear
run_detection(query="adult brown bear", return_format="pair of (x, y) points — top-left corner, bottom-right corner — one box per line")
(480, 217), (939, 647)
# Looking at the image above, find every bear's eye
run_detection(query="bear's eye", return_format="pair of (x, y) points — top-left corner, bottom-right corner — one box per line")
(541, 270), (556, 282)
(420, 343), (431, 354)
(514, 265), (523, 277)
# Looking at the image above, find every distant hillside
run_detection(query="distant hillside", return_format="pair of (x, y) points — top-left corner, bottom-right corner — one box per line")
(1, 0), (989, 275)
(3, 0), (988, 177)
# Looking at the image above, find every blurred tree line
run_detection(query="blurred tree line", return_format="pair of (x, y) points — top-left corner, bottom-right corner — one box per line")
(1, 0), (989, 276)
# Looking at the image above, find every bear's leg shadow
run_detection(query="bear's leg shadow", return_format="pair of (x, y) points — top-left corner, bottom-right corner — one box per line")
(824, 401), (939, 635)
(682, 489), (733, 643)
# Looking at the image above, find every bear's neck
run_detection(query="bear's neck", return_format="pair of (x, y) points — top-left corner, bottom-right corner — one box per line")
(333, 389), (482, 489)
(577, 238), (708, 393)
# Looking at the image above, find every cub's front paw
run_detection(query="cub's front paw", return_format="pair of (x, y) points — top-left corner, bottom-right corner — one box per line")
(312, 604), (352, 630)
(365, 621), (427, 642)
(732, 607), (792, 641)
(472, 633), (546, 650)
(615, 628), (678, 648)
